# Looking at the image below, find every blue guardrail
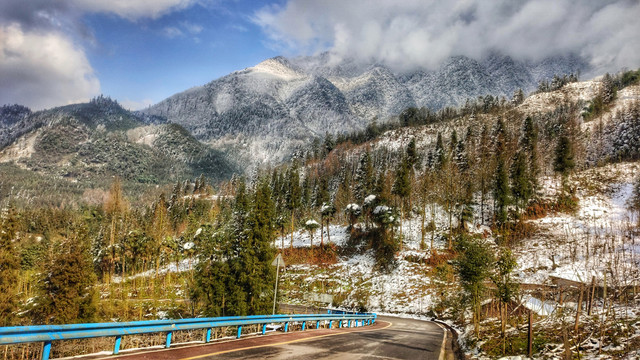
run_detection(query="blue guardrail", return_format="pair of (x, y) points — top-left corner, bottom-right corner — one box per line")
(0, 312), (376, 360)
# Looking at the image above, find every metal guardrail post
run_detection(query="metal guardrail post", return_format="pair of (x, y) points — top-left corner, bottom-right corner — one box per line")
(113, 335), (122, 354)
(205, 328), (211, 343)
(236, 326), (242, 339)
(301, 321), (306, 331)
(329, 320), (333, 329)
(262, 324), (267, 335)
(42, 341), (51, 360)
(316, 320), (320, 329)
(165, 331), (172, 348)
(284, 322), (289, 332)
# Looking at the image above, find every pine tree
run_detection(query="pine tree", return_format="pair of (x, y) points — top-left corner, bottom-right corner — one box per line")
(34, 225), (98, 324)
(323, 132), (335, 155)
(242, 179), (276, 314)
(629, 175), (640, 226)
(193, 220), (231, 316)
(491, 249), (519, 341)
(103, 178), (129, 284)
(477, 124), (493, 224)
(510, 150), (531, 214)
(406, 138), (418, 171)
(454, 235), (495, 339)
(321, 203), (336, 247)
(554, 134), (575, 178)
(354, 151), (374, 203)
(511, 89), (525, 106)
(0, 204), (20, 326)
(521, 117), (539, 195)
(601, 73), (615, 104)
(286, 165), (301, 250)
(435, 132), (446, 170)
(494, 155), (511, 225)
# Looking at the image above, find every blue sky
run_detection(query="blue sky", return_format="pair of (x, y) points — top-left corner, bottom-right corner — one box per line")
(1, 0), (638, 111)
(84, 1), (282, 110)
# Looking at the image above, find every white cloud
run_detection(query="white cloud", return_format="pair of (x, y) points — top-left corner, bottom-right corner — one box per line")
(181, 21), (203, 35)
(0, 23), (100, 110)
(254, 0), (640, 74)
(120, 98), (154, 111)
(0, 0), (206, 109)
(164, 26), (184, 38)
(69, 0), (198, 20)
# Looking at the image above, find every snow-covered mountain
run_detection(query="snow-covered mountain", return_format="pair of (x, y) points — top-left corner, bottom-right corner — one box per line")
(145, 53), (586, 166)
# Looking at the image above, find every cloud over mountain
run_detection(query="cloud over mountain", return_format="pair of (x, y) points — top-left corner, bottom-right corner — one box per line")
(0, 0), (204, 109)
(254, 0), (640, 75)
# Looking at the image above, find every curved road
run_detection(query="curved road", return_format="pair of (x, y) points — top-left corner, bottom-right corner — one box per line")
(104, 316), (451, 360)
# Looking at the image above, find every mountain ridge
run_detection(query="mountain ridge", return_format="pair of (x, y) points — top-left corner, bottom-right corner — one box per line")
(144, 52), (586, 166)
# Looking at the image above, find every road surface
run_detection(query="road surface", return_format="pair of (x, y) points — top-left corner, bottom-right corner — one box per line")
(103, 316), (452, 360)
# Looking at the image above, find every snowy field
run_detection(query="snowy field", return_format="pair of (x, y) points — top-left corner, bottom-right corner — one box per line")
(516, 162), (640, 287)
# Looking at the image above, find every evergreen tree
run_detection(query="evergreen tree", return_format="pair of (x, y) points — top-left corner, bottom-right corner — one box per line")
(477, 124), (493, 224)
(511, 88), (525, 106)
(601, 73), (615, 104)
(629, 175), (640, 226)
(323, 132), (335, 155)
(454, 235), (494, 339)
(491, 249), (519, 341)
(193, 225), (230, 316)
(34, 225), (98, 324)
(286, 165), (301, 249)
(553, 133), (575, 178)
(241, 179), (276, 314)
(314, 176), (330, 208)
(521, 117), (539, 194)
(449, 130), (458, 153)
(406, 138), (418, 170)
(0, 204), (19, 326)
(102, 178), (129, 283)
(510, 150), (532, 213)
(320, 203), (337, 247)
(354, 151), (374, 203)
(494, 155), (511, 225)
(434, 132), (446, 170)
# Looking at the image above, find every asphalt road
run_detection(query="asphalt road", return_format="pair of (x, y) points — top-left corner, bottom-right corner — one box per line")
(205, 316), (446, 360)
(104, 316), (449, 360)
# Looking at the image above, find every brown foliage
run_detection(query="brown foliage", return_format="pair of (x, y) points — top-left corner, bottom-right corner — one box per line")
(282, 244), (338, 265)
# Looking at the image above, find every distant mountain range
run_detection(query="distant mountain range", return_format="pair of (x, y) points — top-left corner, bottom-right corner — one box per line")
(144, 52), (586, 165)
(0, 52), (586, 182)
(0, 97), (237, 184)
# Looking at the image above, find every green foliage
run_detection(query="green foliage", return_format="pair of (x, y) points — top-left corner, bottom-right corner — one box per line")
(553, 134), (575, 177)
(630, 175), (640, 220)
(192, 178), (276, 317)
(391, 156), (411, 199)
(370, 205), (400, 271)
(491, 248), (519, 304)
(454, 234), (495, 336)
(494, 156), (511, 225)
(510, 150), (532, 211)
(33, 225), (98, 324)
(354, 151), (375, 203)
(0, 205), (20, 326)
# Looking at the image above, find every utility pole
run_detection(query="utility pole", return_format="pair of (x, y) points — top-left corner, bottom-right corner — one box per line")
(272, 253), (285, 315)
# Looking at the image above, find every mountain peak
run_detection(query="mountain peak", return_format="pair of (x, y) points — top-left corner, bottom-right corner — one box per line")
(250, 56), (304, 80)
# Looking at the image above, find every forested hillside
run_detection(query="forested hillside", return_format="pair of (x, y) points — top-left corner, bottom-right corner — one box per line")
(0, 96), (238, 206)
